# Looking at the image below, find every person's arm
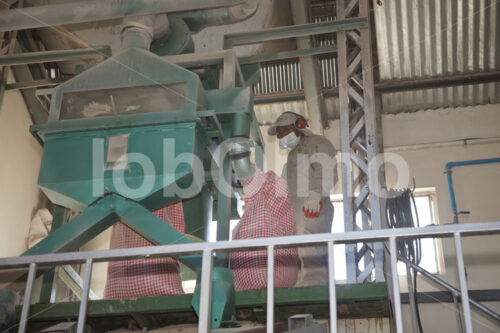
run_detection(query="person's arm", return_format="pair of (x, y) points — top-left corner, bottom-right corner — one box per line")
(302, 137), (336, 217)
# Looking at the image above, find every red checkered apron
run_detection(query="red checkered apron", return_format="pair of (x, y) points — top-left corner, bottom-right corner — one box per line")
(103, 202), (185, 298)
(229, 168), (299, 290)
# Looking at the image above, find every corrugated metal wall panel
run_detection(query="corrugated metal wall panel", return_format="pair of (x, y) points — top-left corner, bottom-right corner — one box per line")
(253, 1), (500, 116)
(373, 0), (500, 111)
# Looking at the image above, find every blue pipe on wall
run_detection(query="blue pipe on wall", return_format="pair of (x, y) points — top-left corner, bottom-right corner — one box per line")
(444, 157), (500, 223)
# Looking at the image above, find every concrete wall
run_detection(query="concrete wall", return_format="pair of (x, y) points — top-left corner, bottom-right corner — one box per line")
(0, 78), (45, 257)
(259, 103), (500, 332)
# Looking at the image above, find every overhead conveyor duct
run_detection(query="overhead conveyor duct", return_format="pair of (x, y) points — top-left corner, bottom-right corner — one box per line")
(0, 0), (257, 33)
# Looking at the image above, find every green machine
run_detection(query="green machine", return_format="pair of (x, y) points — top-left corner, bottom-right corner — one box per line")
(26, 27), (262, 328)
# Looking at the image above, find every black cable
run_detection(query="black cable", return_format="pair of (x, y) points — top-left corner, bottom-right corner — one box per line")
(386, 188), (424, 332)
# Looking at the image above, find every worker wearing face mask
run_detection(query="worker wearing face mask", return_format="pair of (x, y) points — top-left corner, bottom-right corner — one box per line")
(268, 111), (338, 287)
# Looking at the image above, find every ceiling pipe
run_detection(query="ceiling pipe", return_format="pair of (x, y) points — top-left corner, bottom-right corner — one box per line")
(177, 0), (258, 33)
(0, 0), (247, 33)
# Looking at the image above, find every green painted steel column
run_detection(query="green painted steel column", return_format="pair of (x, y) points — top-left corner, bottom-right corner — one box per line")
(39, 205), (68, 303)
(182, 186), (213, 240)
(216, 156), (232, 243)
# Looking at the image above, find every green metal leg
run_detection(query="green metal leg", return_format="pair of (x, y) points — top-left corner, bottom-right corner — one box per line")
(21, 194), (234, 329)
(182, 186), (213, 240)
(39, 205), (68, 303)
(114, 196), (202, 269)
(216, 156), (232, 267)
(23, 197), (117, 256)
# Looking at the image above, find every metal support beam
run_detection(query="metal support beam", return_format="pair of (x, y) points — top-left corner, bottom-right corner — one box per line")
(454, 233), (473, 333)
(337, 0), (385, 284)
(239, 45), (337, 65)
(224, 17), (367, 48)
(198, 249), (214, 333)
(0, 46), (111, 66)
(18, 263), (36, 333)
(255, 71), (500, 105)
(375, 70), (500, 92)
(76, 259), (93, 333)
(0, 0), (23, 111)
(39, 205), (68, 303)
(389, 238), (403, 333)
(10, 43), (49, 125)
(291, 0), (328, 133)
(23, 197), (118, 256)
(23, 195), (202, 269)
(266, 246), (275, 333)
(327, 241), (337, 333)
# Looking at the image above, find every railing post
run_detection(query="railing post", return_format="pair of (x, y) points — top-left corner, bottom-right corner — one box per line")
(327, 241), (337, 333)
(198, 249), (214, 333)
(389, 237), (403, 333)
(18, 263), (37, 333)
(76, 258), (93, 333)
(453, 294), (465, 333)
(454, 232), (473, 332)
(266, 246), (275, 333)
(406, 264), (419, 333)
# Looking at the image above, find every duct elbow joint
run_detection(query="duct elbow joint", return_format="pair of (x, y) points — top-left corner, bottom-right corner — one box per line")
(229, 137), (255, 182)
(122, 14), (170, 50)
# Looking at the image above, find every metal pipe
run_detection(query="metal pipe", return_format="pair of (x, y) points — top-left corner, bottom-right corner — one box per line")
(327, 241), (337, 333)
(0, 46), (111, 66)
(176, 0), (257, 33)
(386, 137), (500, 153)
(266, 246), (275, 333)
(198, 249), (214, 333)
(224, 17), (368, 48)
(121, 15), (155, 50)
(18, 263), (36, 333)
(399, 254), (500, 322)
(445, 157), (500, 170)
(231, 112), (251, 137)
(389, 237), (403, 333)
(0, 0), (245, 32)
(76, 258), (93, 333)
(406, 264), (420, 333)
(454, 233), (473, 333)
(230, 112), (253, 182)
(444, 157), (500, 222)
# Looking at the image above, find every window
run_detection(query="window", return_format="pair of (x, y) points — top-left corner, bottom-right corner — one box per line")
(331, 188), (442, 281)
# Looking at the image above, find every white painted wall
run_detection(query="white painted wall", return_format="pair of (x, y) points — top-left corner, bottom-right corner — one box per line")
(259, 103), (500, 332)
(0, 77), (45, 257)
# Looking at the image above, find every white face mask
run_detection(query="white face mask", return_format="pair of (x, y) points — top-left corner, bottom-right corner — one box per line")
(279, 131), (300, 150)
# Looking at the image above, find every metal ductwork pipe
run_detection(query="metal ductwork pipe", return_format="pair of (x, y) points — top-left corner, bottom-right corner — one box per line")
(0, 0), (248, 32)
(230, 113), (254, 181)
(121, 15), (155, 50)
(121, 14), (171, 50)
(177, 0), (258, 32)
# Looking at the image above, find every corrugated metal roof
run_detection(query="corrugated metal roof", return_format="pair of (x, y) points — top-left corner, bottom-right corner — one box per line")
(373, 0), (500, 112)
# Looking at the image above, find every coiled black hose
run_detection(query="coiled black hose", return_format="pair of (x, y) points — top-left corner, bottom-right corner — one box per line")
(386, 189), (424, 332)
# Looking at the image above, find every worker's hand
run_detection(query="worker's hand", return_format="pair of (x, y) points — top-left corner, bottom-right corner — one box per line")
(302, 192), (323, 218)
